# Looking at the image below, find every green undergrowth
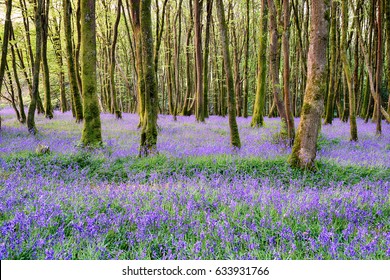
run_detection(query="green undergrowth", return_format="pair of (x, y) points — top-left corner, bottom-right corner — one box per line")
(3, 151), (389, 186)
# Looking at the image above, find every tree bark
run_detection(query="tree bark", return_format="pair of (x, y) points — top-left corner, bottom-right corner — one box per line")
(251, 0), (268, 127)
(42, 0), (53, 119)
(27, 0), (43, 134)
(80, 0), (103, 146)
(289, 0), (330, 169)
(324, 1), (337, 125)
(194, 0), (204, 122)
(139, 0), (159, 156)
(268, 0), (288, 137)
(282, 0), (295, 146)
(341, 0), (358, 141)
(215, 0), (241, 148)
(110, 0), (123, 119)
(64, 0), (83, 122)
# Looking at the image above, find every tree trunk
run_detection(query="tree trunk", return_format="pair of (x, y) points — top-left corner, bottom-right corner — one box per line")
(289, 0), (330, 169)
(64, 0), (83, 122)
(242, 0), (250, 118)
(283, 0), (295, 146)
(324, 1), (337, 125)
(341, 0), (358, 141)
(173, 0), (184, 120)
(10, 30), (26, 123)
(203, 0), (213, 118)
(386, 0), (390, 116)
(139, 0), (158, 156)
(375, 0), (383, 134)
(80, 0), (102, 146)
(50, 17), (68, 113)
(182, 25), (193, 116)
(41, 0), (53, 119)
(251, 0), (268, 127)
(215, 0), (241, 148)
(27, 0), (43, 134)
(194, 0), (204, 122)
(110, 0), (123, 119)
(268, 0), (288, 137)
(0, 0), (12, 129)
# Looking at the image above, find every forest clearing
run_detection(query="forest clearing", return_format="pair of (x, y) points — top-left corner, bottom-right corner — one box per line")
(1, 0), (390, 262)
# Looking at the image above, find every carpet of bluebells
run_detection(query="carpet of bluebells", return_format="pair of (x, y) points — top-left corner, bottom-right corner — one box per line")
(0, 107), (389, 260)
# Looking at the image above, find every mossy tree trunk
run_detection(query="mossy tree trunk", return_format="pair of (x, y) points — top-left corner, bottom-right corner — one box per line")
(341, 0), (358, 141)
(129, 0), (145, 127)
(50, 17), (68, 113)
(289, 0), (330, 169)
(138, 0), (158, 156)
(268, 0), (288, 137)
(203, 0), (213, 119)
(242, 0), (250, 118)
(215, 0), (241, 149)
(80, 0), (103, 146)
(42, 0), (53, 119)
(0, 0), (13, 130)
(182, 25), (193, 116)
(110, 0), (123, 119)
(375, 0), (383, 134)
(194, 0), (204, 122)
(251, 0), (268, 128)
(173, 0), (184, 120)
(386, 0), (390, 116)
(10, 27), (26, 123)
(282, 0), (295, 146)
(27, 0), (43, 134)
(64, 0), (83, 122)
(324, 0), (337, 125)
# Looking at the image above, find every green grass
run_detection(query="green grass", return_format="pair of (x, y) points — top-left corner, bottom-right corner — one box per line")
(3, 151), (389, 186)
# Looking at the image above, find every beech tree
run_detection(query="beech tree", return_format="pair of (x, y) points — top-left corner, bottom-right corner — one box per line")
(289, 0), (330, 169)
(215, 0), (241, 148)
(64, 0), (83, 122)
(27, 0), (43, 134)
(80, 0), (103, 146)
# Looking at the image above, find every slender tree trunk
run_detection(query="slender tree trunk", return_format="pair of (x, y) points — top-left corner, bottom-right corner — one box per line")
(268, 0), (288, 137)
(203, 0), (213, 118)
(375, 0), (383, 134)
(0, 0), (13, 129)
(182, 25), (193, 116)
(80, 0), (102, 145)
(341, 0), (357, 141)
(242, 0), (250, 118)
(10, 30), (26, 123)
(386, 0), (390, 116)
(289, 0), (330, 169)
(324, 1), (337, 124)
(215, 0), (241, 148)
(251, 0), (268, 127)
(173, 0), (184, 120)
(50, 17), (68, 113)
(154, 0), (169, 87)
(41, 0), (53, 119)
(283, 0), (295, 146)
(27, 0), (43, 134)
(194, 0), (204, 122)
(5, 63), (21, 121)
(64, 0), (83, 122)
(0, 0), (12, 92)
(110, 0), (123, 119)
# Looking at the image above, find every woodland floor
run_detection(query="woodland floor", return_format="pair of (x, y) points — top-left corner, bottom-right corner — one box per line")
(0, 107), (389, 259)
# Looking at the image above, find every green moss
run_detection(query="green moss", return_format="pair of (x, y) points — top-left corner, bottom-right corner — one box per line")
(302, 103), (311, 115)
